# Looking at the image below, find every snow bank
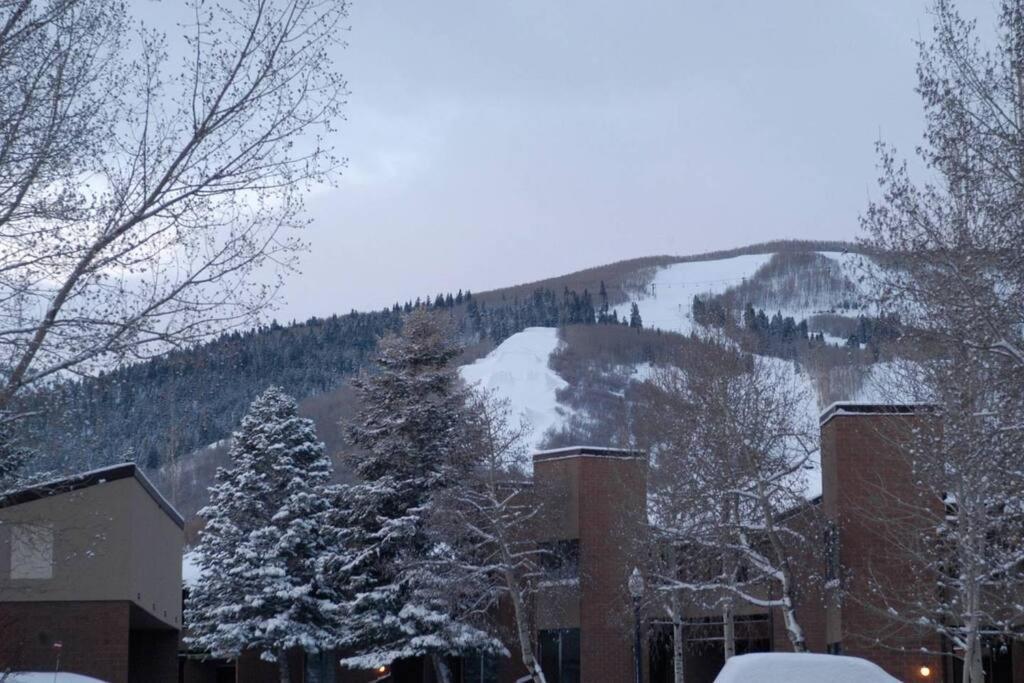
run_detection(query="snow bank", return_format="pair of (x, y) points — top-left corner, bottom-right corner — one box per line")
(7, 674), (109, 683)
(459, 327), (569, 462)
(714, 653), (899, 683)
(612, 254), (774, 335)
(182, 549), (202, 588)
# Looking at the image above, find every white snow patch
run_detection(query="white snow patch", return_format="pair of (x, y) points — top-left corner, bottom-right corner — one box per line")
(182, 549), (202, 588)
(714, 653), (899, 683)
(755, 355), (823, 500)
(612, 254), (774, 335)
(459, 328), (570, 462)
(6, 675), (110, 683)
(853, 360), (926, 405)
(611, 251), (882, 340)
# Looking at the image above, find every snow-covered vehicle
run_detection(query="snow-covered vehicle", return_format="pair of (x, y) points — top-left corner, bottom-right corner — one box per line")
(3, 674), (110, 683)
(714, 653), (900, 683)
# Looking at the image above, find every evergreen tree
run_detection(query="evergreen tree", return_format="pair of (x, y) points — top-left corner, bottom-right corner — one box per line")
(185, 387), (342, 683)
(598, 280), (610, 323)
(331, 311), (503, 682)
(629, 302), (643, 329)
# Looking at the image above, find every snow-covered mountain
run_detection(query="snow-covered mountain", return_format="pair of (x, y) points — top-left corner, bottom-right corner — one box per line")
(54, 239), (892, 530)
(455, 245), (887, 494)
(610, 250), (874, 337)
(459, 327), (570, 452)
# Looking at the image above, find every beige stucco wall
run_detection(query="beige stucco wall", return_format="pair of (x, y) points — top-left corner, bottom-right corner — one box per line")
(0, 476), (182, 629)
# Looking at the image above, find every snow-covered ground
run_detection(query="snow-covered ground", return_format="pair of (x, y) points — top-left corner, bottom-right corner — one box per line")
(755, 355), (823, 499)
(459, 327), (570, 460)
(613, 251), (876, 338)
(714, 653), (898, 683)
(612, 253), (774, 335)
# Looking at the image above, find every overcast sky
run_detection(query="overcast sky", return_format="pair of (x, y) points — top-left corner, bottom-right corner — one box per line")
(150, 1), (998, 320)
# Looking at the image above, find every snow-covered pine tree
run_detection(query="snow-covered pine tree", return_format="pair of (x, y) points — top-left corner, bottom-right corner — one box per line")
(330, 310), (504, 683)
(430, 390), (547, 683)
(184, 387), (343, 683)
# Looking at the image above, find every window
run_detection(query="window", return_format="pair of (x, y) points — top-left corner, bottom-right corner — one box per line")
(304, 651), (335, 683)
(10, 524), (53, 580)
(539, 628), (580, 683)
(827, 642), (842, 655)
(538, 539), (579, 583)
(462, 652), (498, 683)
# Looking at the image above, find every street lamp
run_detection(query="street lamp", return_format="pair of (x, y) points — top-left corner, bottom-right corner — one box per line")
(629, 567), (645, 683)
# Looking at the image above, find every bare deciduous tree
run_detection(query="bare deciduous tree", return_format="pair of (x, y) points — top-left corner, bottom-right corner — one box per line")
(858, 355), (1024, 683)
(430, 391), (548, 683)
(862, 0), (1024, 374)
(0, 0), (348, 415)
(645, 344), (821, 669)
(861, 5), (1024, 679)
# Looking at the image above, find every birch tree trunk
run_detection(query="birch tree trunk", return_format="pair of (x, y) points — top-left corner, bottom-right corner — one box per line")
(671, 589), (686, 683)
(278, 650), (291, 683)
(504, 564), (547, 683)
(432, 654), (453, 683)
(722, 603), (736, 661)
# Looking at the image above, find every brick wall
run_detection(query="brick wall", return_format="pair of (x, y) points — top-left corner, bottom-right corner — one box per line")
(0, 600), (131, 682)
(577, 454), (647, 683)
(769, 503), (828, 655)
(821, 412), (944, 682)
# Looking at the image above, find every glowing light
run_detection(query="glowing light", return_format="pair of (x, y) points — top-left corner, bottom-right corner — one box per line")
(919, 666), (932, 678)
(377, 666), (388, 674)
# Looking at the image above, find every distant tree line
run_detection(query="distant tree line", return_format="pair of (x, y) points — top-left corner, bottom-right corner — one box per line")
(844, 313), (901, 357)
(461, 281), (640, 343)
(18, 309), (405, 473)
(741, 304), (812, 356)
(16, 278), (648, 476)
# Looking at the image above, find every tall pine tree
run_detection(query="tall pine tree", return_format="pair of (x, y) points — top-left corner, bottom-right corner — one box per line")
(329, 310), (504, 682)
(185, 387), (343, 683)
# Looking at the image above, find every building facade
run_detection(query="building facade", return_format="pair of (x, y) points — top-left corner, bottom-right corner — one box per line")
(0, 463), (184, 682)
(187, 404), (1024, 682)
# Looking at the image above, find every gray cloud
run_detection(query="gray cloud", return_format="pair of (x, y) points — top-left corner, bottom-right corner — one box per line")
(138, 1), (997, 320)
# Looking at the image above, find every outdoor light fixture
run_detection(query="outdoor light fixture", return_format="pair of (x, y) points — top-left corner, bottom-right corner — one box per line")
(377, 665), (388, 674)
(919, 665), (932, 678)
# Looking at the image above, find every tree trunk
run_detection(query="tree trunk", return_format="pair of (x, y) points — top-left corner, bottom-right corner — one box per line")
(722, 603), (735, 661)
(722, 497), (736, 661)
(432, 654), (453, 683)
(779, 592), (807, 653)
(504, 564), (547, 682)
(278, 650), (291, 683)
(962, 608), (984, 683)
(671, 590), (686, 683)
(759, 485), (807, 653)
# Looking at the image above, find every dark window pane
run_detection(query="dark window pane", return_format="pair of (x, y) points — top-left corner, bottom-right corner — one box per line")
(560, 629), (580, 683)
(463, 653), (481, 682)
(461, 653), (498, 683)
(539, 539), (580, 581)
(540, 630), (560, 683)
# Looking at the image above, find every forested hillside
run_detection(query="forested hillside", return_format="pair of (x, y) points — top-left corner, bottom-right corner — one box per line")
(18, 239), (889, 493)
(21, 311), (404, 473)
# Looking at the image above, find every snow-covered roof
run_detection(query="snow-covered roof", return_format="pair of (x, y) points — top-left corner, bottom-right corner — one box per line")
(0, 462), (183, 529)
(532, 445), (644, 462)
(819, 402), (933, 427)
